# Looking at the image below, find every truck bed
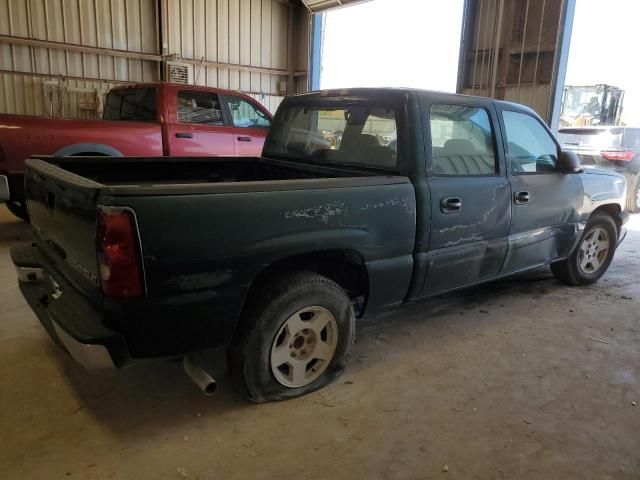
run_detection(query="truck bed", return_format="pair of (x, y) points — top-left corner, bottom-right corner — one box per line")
(40, 156), (379, 191)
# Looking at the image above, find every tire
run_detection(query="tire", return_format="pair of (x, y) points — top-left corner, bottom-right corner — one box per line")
(6, 201), (29, 222)
(551, 212), (618, 286)
(626, 174), (640, 213)
(227, 272), (355, 403)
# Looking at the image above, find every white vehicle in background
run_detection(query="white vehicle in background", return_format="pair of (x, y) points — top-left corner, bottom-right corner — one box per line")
(558, 126), (640, 212)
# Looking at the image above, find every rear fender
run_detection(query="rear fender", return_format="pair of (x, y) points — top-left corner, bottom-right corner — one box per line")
(54, 143), (123, 157)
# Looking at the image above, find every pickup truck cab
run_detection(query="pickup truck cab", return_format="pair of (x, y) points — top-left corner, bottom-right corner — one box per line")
(12, 88), (628, 402)
(0, 82), (272, 220)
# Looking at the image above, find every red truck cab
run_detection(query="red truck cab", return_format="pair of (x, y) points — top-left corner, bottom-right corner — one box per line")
(0, 82), (272, 220)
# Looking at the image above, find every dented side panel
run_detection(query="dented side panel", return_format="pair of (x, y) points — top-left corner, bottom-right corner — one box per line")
(502, 173), (582, 273)
(116, 178), (417, 315)
(418, 175), (512, 296)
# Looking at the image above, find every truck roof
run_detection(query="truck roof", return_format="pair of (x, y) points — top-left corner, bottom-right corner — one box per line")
(109, 82), (262, 102)
(289, 87), (536, 115)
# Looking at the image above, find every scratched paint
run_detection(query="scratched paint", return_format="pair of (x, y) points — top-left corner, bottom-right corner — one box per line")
(360, 197), (416, 214)
(284, 202), (348, 224)
(437, 185), (500, 236)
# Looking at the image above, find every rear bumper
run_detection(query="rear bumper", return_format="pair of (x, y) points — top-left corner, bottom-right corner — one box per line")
(11, 243), (129, 370)
(0, 175), (9, 201)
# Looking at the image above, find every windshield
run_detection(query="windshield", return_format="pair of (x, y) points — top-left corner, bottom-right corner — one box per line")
(562, 86), (604, 118)
(263, 102), (399, 170)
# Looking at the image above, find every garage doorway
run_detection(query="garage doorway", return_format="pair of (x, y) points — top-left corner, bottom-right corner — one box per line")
(319, 0), (465, 91)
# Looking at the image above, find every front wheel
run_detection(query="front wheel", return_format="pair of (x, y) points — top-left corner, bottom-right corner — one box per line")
(227, 272), (355, 403)
(551, 212), (617, 286)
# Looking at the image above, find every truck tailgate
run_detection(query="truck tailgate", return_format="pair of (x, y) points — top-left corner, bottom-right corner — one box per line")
(25, 158), (104, 303)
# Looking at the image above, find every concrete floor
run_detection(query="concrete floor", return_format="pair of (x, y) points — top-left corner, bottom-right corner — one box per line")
(1, 203), (639, 480)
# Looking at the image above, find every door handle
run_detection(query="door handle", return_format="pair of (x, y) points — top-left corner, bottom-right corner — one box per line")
(441, 196), (462, 213)
(237, 136), (252, 142)
(514, 190), (530, 204)
(175, 132), (193, 138)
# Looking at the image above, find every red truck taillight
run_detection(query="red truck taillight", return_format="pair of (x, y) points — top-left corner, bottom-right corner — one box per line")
(96, 207), (143, 298)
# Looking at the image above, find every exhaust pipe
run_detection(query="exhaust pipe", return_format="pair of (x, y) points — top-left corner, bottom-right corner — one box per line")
(183, 353), (217, 396)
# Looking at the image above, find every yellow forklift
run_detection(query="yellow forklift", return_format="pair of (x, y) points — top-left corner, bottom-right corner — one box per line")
(560, 84), (624, 127)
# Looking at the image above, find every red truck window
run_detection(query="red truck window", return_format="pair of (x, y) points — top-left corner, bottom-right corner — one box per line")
(177, 91), (224, 125)
(227, 96), (271, 128)
(103, 88), (156, 122)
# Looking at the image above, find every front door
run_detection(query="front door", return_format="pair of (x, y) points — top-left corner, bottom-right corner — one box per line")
(498, 109), (582, 273)
(418, 98), (511, 297)
(169, 90), (236, 156)
(223, 95), (271, 156)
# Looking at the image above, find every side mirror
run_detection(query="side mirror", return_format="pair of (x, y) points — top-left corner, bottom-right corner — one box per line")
(557, 150), (582, 173)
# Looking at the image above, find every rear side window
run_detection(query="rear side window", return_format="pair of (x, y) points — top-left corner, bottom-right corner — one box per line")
(227, 96), (271, 128)
(177, 91), (224, 125)
(502, 111), (558, 173)
(429, 104), (497, 175)
(103, 88), (156, 122)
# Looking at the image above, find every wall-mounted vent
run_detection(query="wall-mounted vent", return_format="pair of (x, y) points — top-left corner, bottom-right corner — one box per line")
(165, 61), (193, 84)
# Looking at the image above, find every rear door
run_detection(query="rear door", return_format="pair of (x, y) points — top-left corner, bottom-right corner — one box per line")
(168, 90), (236, 156)
(222, 95), (272, 156)
(499, 109), (582, 273)
(418, 95), (511, 297)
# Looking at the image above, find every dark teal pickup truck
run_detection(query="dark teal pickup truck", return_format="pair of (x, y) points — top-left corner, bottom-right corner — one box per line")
(12, 88), (628, 402)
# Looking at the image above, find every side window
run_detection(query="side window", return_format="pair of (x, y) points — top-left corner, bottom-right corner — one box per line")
(429, 104), (497, 176)
(502, 111), (558, 173)
(227, 96), (271, 128)
(103, 88), (156, 122)
(177, 91), (224, 125)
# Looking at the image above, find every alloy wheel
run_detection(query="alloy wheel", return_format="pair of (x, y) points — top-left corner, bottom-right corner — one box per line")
(270, 306), (338, 388)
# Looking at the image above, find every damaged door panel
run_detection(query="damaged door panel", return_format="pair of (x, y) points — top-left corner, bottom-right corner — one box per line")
(416, 97), (511, 296)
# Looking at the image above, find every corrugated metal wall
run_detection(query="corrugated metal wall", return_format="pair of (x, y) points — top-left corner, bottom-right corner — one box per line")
(0, 0), (310, 118)
(0, 0), (158, 117)
(161, 0), (308, 113)
(457, 0), (569, 123)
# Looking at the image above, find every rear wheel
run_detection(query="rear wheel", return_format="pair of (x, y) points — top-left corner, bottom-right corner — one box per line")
(6, 201), (29, 222)
(551, 212), (617, 285)
(227, 272), (355, 403)
(626, 174), (640, 213)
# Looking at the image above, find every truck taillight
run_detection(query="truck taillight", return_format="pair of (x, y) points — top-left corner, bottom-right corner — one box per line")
(601, 150), (635, 161)
(96, 207), (143, 298)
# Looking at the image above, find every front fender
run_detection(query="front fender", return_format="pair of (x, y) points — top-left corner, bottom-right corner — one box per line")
(579, 169), (627, 222)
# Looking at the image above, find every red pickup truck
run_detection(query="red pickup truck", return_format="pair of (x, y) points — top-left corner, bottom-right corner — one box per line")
(0, 82), (272, 220)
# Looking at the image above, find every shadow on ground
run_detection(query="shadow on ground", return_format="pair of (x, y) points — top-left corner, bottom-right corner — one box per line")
(50, 265), (558, 437)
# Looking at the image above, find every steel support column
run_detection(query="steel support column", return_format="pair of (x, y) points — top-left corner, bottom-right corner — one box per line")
(548, 0), (576, 133)
(309, 13), (323, 91)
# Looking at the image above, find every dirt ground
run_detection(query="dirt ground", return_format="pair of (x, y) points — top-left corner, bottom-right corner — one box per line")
(1, 203), (639, 480)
